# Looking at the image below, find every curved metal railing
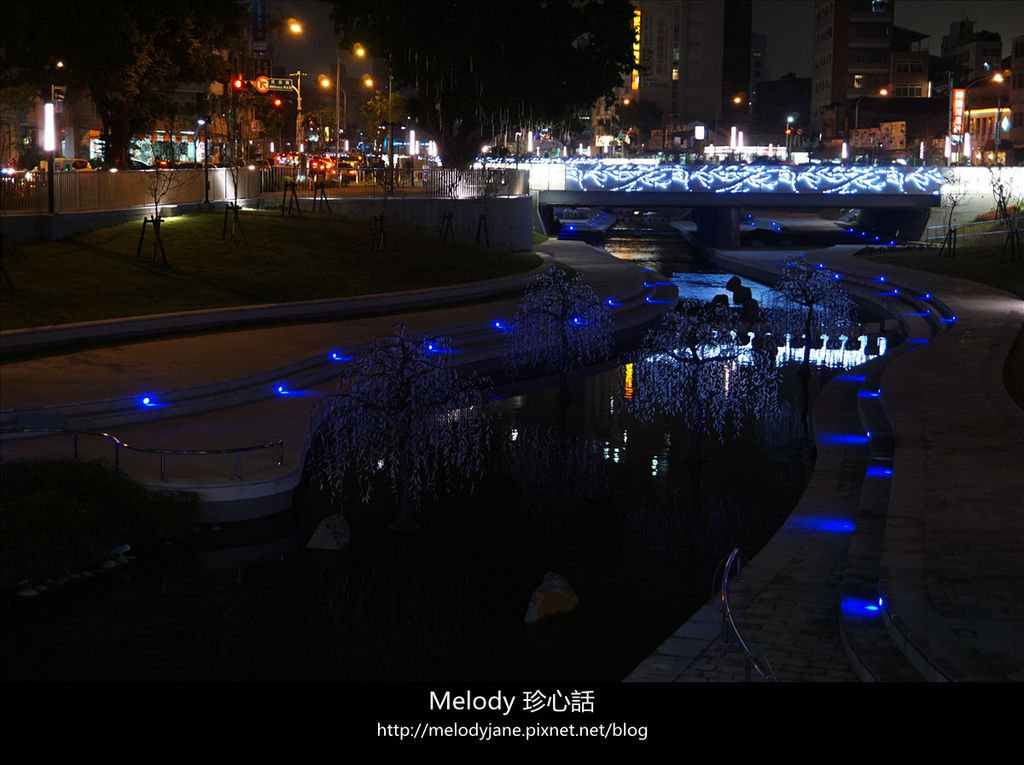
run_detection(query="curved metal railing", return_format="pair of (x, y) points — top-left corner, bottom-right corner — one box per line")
(1, 427), (284, 482)
(717, 547), (777, 682)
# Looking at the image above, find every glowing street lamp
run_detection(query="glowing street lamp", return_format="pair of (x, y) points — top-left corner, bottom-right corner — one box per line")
(43, 101), (56, 213)
(962, 72), (1005, 164)
(290, 20), (345, 158)
(357, 44), (394, 172)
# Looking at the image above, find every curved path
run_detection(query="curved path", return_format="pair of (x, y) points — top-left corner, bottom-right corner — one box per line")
(627, 244), (1024, 682)
(1, 240), (676, 523)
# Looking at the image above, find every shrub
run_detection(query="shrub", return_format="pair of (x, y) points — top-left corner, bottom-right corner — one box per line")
(0, 458), (199, 590)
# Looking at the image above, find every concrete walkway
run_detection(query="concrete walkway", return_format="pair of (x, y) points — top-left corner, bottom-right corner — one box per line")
(1, 239), (676, 521)
(627, 242), (1024, 683)
(4, 229), (1023, 682)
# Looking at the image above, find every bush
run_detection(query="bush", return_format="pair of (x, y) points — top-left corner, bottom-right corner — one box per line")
(0, 458), (199, 590)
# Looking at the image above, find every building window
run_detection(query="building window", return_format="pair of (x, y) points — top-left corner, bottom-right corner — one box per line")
(672, 66), (679, 81)
(894, 83), (922, 97)
(854, 74), (864, 88)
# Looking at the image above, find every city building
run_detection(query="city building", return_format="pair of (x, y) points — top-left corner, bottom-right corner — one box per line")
(1007, 34), (1024, 164)
(811, 0), (895, 139)
(941, 19), (1003, 83)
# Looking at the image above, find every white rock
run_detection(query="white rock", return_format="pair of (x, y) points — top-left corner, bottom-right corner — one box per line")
(307, 514), (352, 551)
(16, 588), (39, 598)
(524, 572), (579, 624)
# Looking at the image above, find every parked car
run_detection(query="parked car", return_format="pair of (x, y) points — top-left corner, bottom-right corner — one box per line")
(31, 157), (95, 173)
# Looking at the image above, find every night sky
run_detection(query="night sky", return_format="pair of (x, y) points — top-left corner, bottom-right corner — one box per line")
(269, 1), (1023, 84)
(755, 0), (1023, 79)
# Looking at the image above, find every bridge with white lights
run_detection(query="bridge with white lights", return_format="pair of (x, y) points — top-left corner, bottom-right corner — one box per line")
(528, 162), (945, 245)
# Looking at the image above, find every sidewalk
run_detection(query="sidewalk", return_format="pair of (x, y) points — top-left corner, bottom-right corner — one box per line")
(0, 239), (677, 521)
(627, 242), (1024, 682)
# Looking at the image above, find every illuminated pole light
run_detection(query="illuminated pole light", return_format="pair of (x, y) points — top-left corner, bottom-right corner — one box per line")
(964, 132), (972, 164)
(842, 142), (848, 160)
(409, 129), (416, 157)
(527, 130), (534, 153)
(944, 135), (951, 159)
(43, 103), (56, 151)
(919, 140), (925, 161)
(730, 125), (737, 149)
(738, 130), (744, 149)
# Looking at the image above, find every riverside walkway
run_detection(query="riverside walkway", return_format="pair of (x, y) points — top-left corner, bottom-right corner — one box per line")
(627, 239), (1024, 683)
(0, 239), (676, 525)
(3, 229), (1022, 682)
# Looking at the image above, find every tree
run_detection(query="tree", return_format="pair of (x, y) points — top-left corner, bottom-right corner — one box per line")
(356, 89), (407, 154)
(503, 267), (613, 403)
(310, 326), (491, 531)
(327, 0), (636, 167)
(137, 166), (199, 263)
(769, 258), (858, 379)
(626, 299), (778, 463)
(1, 1), (248, 169)
(988, 166), (1023, 263)
(938, 170), (968, 258)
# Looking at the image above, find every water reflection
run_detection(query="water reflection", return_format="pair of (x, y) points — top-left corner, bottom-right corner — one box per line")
(3, 235), (891, 683)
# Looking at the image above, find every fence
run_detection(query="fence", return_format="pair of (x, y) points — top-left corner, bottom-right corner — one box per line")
(923, 216), (1021, 244)
(0, 165), (529, 216)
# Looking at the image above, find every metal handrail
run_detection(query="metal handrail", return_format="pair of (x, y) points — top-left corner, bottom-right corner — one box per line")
(2, 427), (284, 482)
(718, 547), (777, 682)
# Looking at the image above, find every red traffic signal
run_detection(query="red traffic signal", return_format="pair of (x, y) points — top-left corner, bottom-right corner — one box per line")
(785, 128), (792, 135)
(232, 76), (244, 90)
(272, 97), (283, 108)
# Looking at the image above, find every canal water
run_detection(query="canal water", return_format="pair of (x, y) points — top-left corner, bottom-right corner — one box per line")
(1, 233), (884, 682)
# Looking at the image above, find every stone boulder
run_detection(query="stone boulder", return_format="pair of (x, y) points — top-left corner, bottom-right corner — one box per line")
(306, 513), (352, 551)
(524, 572), (579, 624)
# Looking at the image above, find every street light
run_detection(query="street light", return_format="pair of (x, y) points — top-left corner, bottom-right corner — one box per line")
(357, 44), (394, 173)
(853, 88), (888, 131)
(289, 21), (345, 158)
(962, 72), (1005, 164)
(198, 117), (210, 204)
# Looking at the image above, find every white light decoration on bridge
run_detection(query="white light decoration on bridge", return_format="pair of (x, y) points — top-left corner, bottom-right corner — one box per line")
(563, 162), (943, 196)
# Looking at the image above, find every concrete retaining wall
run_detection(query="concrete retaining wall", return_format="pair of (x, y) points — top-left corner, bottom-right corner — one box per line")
(305, 195), (535, 252)
(926, 166), (1024, 230)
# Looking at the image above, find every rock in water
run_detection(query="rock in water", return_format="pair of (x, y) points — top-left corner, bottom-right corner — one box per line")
(307, 513), (352, 551)
(524, 572), (579, 624)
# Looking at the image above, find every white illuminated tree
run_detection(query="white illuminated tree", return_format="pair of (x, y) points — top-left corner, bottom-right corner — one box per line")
(626, 298), (778, 463)
(503, 266), (613, 400)
(310, 326), (491, 531)
(769, 257), (858, 378)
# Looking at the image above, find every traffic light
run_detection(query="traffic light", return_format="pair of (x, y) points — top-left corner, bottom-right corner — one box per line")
(272, 97), (283, 108)
(785, 128), (792, 135)
(232, 76), (244, 90)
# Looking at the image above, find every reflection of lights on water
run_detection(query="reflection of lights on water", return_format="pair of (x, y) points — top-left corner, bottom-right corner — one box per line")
(623, 362), (634, 400)
(510, 428), (518, 442)
(650, 457), (659, 476)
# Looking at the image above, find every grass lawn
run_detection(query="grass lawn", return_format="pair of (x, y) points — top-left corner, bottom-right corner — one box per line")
(1, 210), (543, 330)
(858, 242), (1024, 410)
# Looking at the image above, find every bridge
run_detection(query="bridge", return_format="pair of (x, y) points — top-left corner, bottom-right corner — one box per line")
(529, 161), (945, 245)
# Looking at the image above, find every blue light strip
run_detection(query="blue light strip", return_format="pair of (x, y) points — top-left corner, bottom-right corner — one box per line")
(866, 465), (893, 477)
(818, 433), (870, 445)
(841, 596), (883, 616)
(789, 515), (855, 533)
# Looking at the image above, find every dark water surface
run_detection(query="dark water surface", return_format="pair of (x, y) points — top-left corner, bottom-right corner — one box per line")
(1, 234), (870, 682)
